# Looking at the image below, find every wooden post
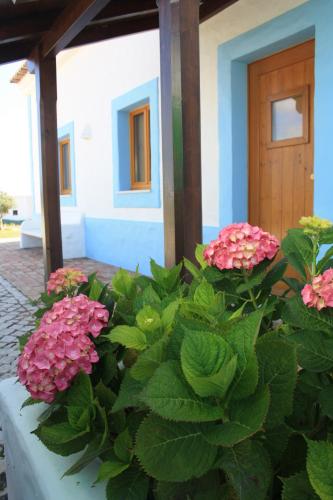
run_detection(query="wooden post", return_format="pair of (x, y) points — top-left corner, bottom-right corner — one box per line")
(33, 46), (63, 280)
(159, 0), (202, 266)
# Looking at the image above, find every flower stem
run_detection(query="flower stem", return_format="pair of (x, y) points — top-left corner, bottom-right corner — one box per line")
(242, 270), (258, 309)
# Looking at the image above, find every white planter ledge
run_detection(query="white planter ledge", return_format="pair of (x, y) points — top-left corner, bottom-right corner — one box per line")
(0, 378), (105, 500)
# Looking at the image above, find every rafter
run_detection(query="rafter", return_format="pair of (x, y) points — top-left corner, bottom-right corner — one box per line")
(69, 13), (159, 48)
(40, 0), (111, 57)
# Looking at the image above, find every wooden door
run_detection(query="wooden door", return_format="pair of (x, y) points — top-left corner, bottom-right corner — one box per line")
(248, 40), (314, 242)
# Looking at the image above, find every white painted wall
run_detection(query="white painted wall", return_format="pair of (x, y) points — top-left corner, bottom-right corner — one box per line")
(20, 0), (309, 229)
(5, 195), (33, 223)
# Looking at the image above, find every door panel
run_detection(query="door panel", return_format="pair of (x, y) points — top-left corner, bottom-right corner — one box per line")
(248, 40), (314, 242)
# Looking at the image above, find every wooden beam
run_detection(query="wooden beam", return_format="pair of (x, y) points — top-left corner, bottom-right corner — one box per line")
(0, 39), (36, 64)
(33, 46), (63, 279)
(94, 0), (157, 23)
(41, 0), (111, 57)
(159, 0), (202, 266)
(69, 13), (158, 48)
(0, 13), (54, 45)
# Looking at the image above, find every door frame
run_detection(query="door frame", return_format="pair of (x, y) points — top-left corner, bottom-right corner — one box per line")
(248, 39), (315, 228)
(216, 0), (318, 229)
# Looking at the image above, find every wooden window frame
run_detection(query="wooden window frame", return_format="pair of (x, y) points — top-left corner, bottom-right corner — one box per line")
(266, 85), (309, 149)
(129, 104), (151, 190)
(59, 136), (72, 195)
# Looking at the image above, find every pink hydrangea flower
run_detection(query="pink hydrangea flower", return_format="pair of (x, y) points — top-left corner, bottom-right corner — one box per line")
(41, 294), (109, 338)
(203, 223), (279, 271)
(301, 268), (333, 310)
(47, 268), (88, 295)
(17, 295), (109, 403)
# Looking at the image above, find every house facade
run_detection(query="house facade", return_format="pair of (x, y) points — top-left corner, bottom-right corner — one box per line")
(16, 0), (333, 274)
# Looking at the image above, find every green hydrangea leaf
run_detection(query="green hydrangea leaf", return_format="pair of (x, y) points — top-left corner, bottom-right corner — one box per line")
(224, 310), (262, 400)
(307, 439), (333, 499)
(203, 386), (270, 446)
(281, 470), (319, 499)
(288, 330), (333, 372)
(136, 305), (161, 333)
(88, 278), (104, 301)
(67, 407), (90, 431)
(181, 330), (237, 398)
(194, 281), (216, 308)
(112, 269), (136, 299)
(257, 337), (297, 428)
(106, 467), (149, 500)
(67, 371), (93, 407)
(263, 424), (292, 465)
(161, 300), (180, 333)
(96, 459), (129, 483)
(21, 397), (42, 409)
(319, 385), (333, 419)
(106, 325), (147, 351)
(141, 284), (161, 307)
(155, 471), (222, 500)
(95, 380), (116, 412)
(36, 422), (88, 445)
(195, 243), (208, 268)
(281, 228), (312, 280)
(262, 258), (288, 288)
(142, 360), (224, 422)
(130, 337), (168, 382)
(112, 372), (144, 413)
(135, 414), (217, 482)
(184, 257), (202, 280)
(282, 295), (333, 332)
(150, 259), (182, 292)
(114, 429), (133, 463)
(63, 403), (109, 476)
(218, 440), (272, 500)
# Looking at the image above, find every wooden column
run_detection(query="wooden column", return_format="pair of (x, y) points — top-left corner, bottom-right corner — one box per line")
(159, 0), (202, 266)
(33, 47), (63, 279)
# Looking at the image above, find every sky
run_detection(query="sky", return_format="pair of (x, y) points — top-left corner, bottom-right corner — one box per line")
(0, 61), (32, 197)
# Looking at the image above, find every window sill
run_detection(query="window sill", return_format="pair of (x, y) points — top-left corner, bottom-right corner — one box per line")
(116, 189), (151, 195)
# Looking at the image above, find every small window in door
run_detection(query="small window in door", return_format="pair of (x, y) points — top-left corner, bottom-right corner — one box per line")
(59, 137), (72, 195)
(267, 86), (309, 148)
(129, 105), (151, 190)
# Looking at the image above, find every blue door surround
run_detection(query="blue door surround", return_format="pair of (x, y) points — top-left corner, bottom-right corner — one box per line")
(218, 0), (333, 227)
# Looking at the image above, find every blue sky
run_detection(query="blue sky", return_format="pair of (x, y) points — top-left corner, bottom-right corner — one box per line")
(0, 61), (32, 196)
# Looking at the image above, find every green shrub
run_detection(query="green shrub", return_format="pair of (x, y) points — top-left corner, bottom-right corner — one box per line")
(19, 218), (333, 499)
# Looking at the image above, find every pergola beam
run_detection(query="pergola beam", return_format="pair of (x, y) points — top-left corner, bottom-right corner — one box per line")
(0, 39), (36, 64)
(41, 0), (111, 57)
(69, 13), (159, 48)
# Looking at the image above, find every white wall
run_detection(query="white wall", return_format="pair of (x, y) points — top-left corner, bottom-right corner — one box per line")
(56, 32), (162, 223)
(7, 195), (33, 221)
(21, 0), (309, 228)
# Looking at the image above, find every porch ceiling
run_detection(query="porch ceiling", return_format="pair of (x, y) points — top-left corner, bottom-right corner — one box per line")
(0, 0), (238, 64)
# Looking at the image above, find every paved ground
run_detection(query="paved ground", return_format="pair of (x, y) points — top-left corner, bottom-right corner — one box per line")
(0, 275), (35, 382)
(0, 241), (120, 299)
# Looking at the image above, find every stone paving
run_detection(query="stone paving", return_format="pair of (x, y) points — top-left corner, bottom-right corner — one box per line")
(0, 274), (35, 382)
(0, 241), (120, 299)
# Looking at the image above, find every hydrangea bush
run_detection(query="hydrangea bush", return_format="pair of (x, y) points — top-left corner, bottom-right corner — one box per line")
(17, 219), (333, 500)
